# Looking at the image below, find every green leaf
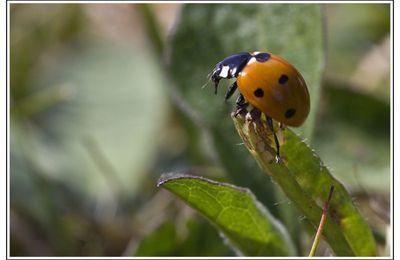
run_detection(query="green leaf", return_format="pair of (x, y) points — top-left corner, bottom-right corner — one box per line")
(232, 113), (377, 256)
(158, 173), (295, 256)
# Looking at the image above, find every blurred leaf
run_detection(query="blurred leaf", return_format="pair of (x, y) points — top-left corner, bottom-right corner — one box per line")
(158, 173), (295, 256)
(313, 83), (390, 192)
(325, 4), (390, 81)
(232, 113), (377, 256)
(134, 217), (232, 256)
(11, 45), (169, 201)
(10, 4), (85, 100)
(177, 217), (234, 256)
(134, 222), (177, 256)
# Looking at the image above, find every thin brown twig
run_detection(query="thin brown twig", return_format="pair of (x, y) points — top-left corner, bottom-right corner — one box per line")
(309, 185), (335, 257)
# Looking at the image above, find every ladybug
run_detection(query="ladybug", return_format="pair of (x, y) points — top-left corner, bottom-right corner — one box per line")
(210, 51), (310, 160)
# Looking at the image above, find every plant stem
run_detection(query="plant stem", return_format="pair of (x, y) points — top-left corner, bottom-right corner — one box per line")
(137, 4), (164, 57)
(309, 185), (335, 257)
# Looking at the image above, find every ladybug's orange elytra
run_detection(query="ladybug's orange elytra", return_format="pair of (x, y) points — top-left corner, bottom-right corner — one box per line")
(236, 52), (310, 127)
(210, 51), (310, 161)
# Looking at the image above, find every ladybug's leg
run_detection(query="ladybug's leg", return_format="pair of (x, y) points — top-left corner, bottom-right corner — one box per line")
(225, 81), (238, 101)
(249, 107), (262, 121)
(234, 93), (248, 117)
(214, 80), (220, 95)
(236, 93), (246, 108)
(266, 116), (281, 163)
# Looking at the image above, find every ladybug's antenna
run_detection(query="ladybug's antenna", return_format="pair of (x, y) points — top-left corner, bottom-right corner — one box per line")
(200, 72), (212, 90)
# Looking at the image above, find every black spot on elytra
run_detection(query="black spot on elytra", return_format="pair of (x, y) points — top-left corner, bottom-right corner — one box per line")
(279, 74), (289, 84)
(285, 108), (296, 118)
(254, 88), (264, 97)
(254, 53), (271, 62)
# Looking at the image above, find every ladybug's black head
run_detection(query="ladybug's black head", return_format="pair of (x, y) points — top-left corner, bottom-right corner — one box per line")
(210, 52), (252, 94)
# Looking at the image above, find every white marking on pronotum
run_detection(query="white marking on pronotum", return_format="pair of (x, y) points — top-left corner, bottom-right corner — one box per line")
(247, 57), (257, 65)
(252, 51), (260, 55)
(219, 66), (230, 78)
(230, 67), (237, 76)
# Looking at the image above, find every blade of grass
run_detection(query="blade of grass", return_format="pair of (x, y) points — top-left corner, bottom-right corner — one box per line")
(137, 4), (164, 56)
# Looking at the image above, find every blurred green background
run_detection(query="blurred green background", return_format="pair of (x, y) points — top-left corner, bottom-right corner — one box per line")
(10, 3), (390, 256)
